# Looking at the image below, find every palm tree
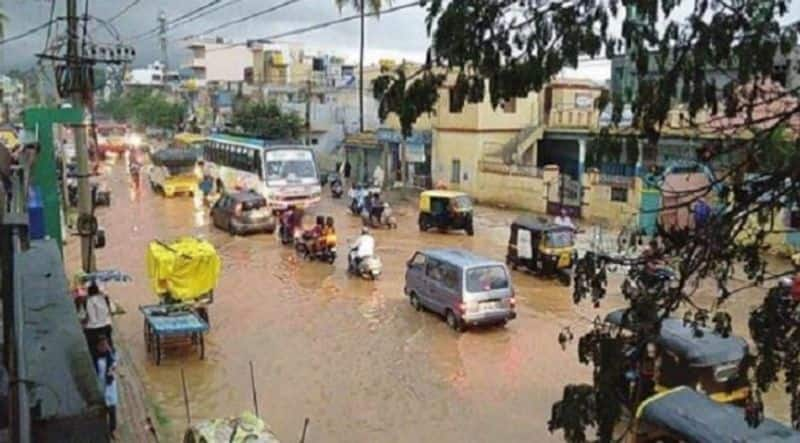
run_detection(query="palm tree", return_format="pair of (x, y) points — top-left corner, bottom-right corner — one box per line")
(335, 0), (388, 133)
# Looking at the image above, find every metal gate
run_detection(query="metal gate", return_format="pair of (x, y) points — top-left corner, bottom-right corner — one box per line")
(547, 174), (582, 218)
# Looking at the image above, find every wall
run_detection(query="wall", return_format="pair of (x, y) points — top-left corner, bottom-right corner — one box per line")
(581, 169), (643, 224)
(432, 130), (520, 195)
(472, 168), (548, 213)
(185, 43), (251, 83)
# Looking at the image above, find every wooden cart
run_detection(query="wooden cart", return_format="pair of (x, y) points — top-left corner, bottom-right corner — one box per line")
(140, 304), (209, 365)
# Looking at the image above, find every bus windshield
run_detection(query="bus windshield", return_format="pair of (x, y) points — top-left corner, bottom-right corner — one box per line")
(265, 150), (316, 181)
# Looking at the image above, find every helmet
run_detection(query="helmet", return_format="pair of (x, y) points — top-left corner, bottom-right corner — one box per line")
(361, 227), (370, 235)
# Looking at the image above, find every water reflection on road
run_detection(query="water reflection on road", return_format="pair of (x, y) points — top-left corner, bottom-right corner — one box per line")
(75, 167), (787, 442)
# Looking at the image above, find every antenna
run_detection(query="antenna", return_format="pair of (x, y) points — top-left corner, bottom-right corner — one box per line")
(249, 360), (260, 417)
(180, 368), (192, 425)
(299, 417), (310, 443)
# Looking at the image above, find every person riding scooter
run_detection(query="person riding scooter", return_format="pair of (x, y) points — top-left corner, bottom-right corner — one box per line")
(279, 206), (302, 244)
(349, 227), (375, 271)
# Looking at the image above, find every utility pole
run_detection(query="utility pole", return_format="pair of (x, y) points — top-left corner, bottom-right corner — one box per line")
(305, 79), (312, 145)
(67, 0), (94, 272)
(359, 0), (365, 133)
(159, 10), (168, 72)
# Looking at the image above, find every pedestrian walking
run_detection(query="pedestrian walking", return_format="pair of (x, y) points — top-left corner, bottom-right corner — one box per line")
(94, 336), (118, 439)
(83, 282), (113, 359)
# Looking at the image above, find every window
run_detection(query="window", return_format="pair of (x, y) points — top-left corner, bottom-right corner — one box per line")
(426, 259), (443, 280)
(611, 187), (628, 202)
(441, 265), (460, 291)
(466, 266), (509, 292)
(502, 97), (517, 113)
(451, 159), (461, 184)
(409, 253), (427, 269)
(311, 138), (319, 145)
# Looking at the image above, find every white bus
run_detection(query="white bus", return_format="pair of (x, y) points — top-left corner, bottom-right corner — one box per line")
(204, 134), (321, 210)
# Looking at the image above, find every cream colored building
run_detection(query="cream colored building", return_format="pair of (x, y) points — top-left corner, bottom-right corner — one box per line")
(185, 40), (252, 85)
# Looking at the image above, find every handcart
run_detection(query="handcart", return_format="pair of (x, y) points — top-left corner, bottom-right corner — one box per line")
(140, 304), (209, 365)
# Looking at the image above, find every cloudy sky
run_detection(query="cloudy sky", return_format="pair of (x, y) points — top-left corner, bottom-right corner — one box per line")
(3, 1), (799, 82)
(0, 0), (614, 80)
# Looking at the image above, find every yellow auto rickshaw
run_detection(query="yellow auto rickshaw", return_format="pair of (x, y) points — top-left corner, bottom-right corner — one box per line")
(418, 190), (474, 236)
(506, 215), (576, 286)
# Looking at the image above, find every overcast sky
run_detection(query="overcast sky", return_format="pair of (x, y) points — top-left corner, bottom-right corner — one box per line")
(2, 1), (799, 82)
(0, 0), (614, 81)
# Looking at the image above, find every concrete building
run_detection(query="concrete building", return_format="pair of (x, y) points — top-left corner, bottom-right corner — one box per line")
(124, 61), (180, 88)
(185, 40), (252, 85)
(0, 75), (25, 122)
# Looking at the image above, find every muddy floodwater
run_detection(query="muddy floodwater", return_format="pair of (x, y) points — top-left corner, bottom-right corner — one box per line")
(67, 166), (790, 442)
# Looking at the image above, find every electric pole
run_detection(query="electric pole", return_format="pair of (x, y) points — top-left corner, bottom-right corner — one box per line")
(159, 10), (168, 72)
(67, 0), (94, 272)
(305, 79), (312, 145)
(359, 0), (365, 133)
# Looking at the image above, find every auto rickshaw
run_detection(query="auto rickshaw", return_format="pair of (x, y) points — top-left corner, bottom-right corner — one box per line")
(506, 215), (576, 285)
(418, 190), (474, 236)
(628, 387), (799, 443)
(606, 308), (751, 406)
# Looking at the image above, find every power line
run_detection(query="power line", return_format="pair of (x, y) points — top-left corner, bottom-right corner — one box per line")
(205, 0), (420, 51)
(107, 0), (141, 24)
(0, 20), (58, 46)
(250, 1), (419, 43)
(179, 0), (303, 41)
(129, 0), (236, 42)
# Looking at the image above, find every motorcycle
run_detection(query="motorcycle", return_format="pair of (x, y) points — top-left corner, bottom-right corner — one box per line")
(350, 190), (367, 216)
(362, 203), (398, 229)
(295, 235), (337, 264)
(348, 249), (383, 280)
(331, 178), (344, 199)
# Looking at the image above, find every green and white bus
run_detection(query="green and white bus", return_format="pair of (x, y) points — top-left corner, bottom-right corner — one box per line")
(203, 133), (321, 210)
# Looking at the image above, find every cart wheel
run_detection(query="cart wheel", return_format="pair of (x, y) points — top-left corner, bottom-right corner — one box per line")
(155, 335), (162, 366)
(199, 334), (205, 360)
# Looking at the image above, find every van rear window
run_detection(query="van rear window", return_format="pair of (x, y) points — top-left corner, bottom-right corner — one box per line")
(466, 266), (509, 292)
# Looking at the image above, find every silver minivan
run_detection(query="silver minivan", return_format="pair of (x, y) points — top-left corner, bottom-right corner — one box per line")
(404, 248), (516, 331)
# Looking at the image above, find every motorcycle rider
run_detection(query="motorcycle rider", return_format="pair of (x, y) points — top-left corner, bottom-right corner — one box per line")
(350, 227), (375, 270)
(369, 193), (384, 225)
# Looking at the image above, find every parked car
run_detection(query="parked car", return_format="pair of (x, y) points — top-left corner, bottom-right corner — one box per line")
(210, 190), (276, 235)
(404, 248), (516, 331)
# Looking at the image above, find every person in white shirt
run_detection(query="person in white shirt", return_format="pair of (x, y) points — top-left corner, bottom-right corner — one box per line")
(350, 227), (375, 268)
(84, 282), (113, 359)
(554, 209), (576, 231)
(373, 164), (385, 189)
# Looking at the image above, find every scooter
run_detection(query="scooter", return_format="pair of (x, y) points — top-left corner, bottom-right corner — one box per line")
(349, 189), (367, 216)
(348, 249), (383, 280)
(361, 203), (398, 229)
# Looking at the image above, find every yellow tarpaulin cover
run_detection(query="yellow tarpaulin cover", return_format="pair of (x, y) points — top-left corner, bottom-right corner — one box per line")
(146, 238), (221, 301)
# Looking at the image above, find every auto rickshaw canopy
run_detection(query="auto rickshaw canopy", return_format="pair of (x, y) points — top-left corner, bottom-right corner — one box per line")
(184, 411), (280, 442)
(511, 215), (574, 235)
(174, 132), (206, 148)
(146, 237), (221, 302)
(605, 309), (748, 368)
(419, 190), (472, 213)
(636, 387), (799, 443)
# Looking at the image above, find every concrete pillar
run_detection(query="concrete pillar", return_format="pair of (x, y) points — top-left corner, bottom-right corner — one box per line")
(577, 138), (587, 214)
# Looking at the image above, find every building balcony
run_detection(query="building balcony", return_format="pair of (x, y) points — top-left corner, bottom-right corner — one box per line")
(546, 109), (600, 130)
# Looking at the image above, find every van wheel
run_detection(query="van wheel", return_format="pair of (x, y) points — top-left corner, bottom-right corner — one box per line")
(446, 310), (463, 332)
(410, 293), (421, 311)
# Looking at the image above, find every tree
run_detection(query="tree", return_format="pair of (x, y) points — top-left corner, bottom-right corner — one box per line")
(231, 100), (303, 139)
(335, 0), (390, 132)
(96, 90), (185, 130)
(375, 1), (800, 440)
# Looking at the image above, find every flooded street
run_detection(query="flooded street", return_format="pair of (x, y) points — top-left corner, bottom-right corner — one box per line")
(68, 166), (790, 442)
